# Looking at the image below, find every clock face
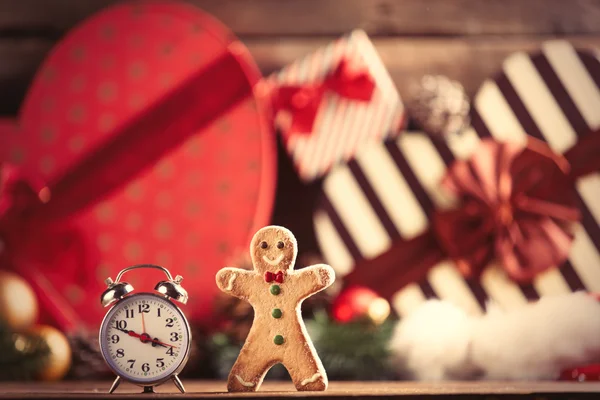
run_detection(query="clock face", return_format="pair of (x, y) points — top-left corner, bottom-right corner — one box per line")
(99, 293), (190, 384)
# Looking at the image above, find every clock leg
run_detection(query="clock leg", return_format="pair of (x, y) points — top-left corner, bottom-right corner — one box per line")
(172, 375), (186, 394)
(108, 376), (122, 394)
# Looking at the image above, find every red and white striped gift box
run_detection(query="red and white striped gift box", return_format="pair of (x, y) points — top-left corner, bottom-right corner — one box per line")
(268, 30), (405, 183)
(313, 40), (600, 317)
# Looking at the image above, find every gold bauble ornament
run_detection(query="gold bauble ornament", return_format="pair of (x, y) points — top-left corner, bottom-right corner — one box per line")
(29, 325), (72, 381)
(0, 271), (38, 330)
(366, 297), (391, 325)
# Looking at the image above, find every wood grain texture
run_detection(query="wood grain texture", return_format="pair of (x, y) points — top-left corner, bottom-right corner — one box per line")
(2, 35), (600, 115)
(1, 0), (600, 36)
(247, 35), (600, 97)
(0, 380), (600, 399)
(0, 39), (50, 115)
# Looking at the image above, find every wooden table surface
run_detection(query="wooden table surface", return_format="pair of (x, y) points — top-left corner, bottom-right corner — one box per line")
(1, 381), (599, 399)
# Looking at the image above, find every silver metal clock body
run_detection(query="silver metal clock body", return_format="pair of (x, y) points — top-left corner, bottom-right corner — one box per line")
(98, 265), (191, 394)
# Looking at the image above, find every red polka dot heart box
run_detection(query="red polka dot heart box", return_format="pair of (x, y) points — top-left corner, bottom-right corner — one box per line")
(0, 1), (276, 331)
(313, 40), (600, 318)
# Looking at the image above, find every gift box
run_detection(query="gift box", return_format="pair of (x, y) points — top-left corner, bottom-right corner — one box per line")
(267, 29), (405, 183)
(313, 40), (600, 317)
(0, 1), (276, 331)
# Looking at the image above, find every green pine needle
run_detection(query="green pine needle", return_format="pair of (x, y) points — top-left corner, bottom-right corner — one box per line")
(207, 312), (398, 381)
(0, 320), (50, 381)
(306, 311), (397, 381)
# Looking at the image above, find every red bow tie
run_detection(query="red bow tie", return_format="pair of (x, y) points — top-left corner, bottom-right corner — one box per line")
(265, 271), (284, 283)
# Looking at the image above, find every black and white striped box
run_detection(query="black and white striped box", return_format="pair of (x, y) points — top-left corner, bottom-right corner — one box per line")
(313, 40), (600, 317)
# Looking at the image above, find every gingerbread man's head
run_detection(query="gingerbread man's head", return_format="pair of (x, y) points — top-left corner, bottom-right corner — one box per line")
(250, 225), (297, 274)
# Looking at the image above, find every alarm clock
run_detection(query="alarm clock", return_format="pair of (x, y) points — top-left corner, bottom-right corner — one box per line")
(99, 264), (191, 394)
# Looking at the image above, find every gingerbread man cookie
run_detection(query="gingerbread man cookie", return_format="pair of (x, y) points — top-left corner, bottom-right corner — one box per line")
(216, 225), (335, 392)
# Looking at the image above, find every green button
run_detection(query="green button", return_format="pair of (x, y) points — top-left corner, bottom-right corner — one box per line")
(272, 308), (282, 319)
(270, 284), (281, 295)
(273, 335), (284, 345)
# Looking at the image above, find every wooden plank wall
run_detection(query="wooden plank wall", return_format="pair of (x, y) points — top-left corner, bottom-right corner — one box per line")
(1, 0), (600, 116)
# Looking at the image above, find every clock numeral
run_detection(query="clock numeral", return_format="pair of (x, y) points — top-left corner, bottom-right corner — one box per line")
(156, 358), (165, 368)
(125, 309), (134, 318)
(166, 347), (175, 356)
(165, 318), (174, 328)
(127, 359), (136, 369)
(170, 332), (179, 342)
(116, 349), (124, 358)
(157, 308), (161, 317)
(116, 320), (127, 330)
(138, 304), (150, 314)
(111, 334), (120, 344)
(141, 363), (150, 373)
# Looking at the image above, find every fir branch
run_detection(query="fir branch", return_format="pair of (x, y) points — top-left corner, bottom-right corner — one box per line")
(307, 311), (397, 381)
(0, 320), (50, 381)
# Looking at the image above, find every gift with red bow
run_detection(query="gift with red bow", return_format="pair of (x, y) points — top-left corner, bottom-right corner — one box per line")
(266, 29), (405, 183)
(0, 1), (276, 332)
(313, 40), (600, 317)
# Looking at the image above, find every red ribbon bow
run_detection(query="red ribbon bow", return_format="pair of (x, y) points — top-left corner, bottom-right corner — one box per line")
(433, 138), (583, 282)
(0, 47), (254, 332)
(265, 270), (284, 283)
(272, 58), (376, 136)
(344, 133), (600, 299)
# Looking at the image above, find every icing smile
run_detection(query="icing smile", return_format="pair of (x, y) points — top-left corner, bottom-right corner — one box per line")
(262, 254), (284, 266)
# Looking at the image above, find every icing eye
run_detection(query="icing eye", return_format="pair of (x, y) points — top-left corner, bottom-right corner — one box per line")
(277, 241), (284, 249)
(260, 241), (268, 249)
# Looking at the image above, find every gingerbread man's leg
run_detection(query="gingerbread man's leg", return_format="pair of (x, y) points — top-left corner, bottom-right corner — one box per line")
(227, 345), (276, 392)
(284, 336), (328, 391)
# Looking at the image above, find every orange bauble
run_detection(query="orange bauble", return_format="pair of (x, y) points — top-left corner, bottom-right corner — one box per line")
(0, 271), (38, 330)
(29, 325), (72, 381)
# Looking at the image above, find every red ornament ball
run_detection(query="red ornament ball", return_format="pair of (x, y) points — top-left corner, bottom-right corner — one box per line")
(559, 294), (600, 381)
(331, 285), (390, 324)
(560, 364), (600, 382)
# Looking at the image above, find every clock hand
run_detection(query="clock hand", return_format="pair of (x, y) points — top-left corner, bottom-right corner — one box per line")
(113, 327), (144, 340)
(128, 331), (144, 339)
(114, 327), (133, 335)
(141, 312), (146, 334)
(150, 338), (178, 348)
(113, 326), (178, 348)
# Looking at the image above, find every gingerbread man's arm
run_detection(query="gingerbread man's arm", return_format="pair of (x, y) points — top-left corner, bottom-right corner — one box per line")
(216, 268), (255, 300)
(294, 264), (335, 300)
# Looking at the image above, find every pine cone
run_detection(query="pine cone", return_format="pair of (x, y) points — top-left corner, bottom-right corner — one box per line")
(66, 332), (111, 380)
(407, 75), (470, 139)
(178, 325), (210, 378)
